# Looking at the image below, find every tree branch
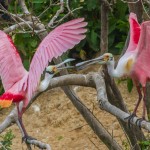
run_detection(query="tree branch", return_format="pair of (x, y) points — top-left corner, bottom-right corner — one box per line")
(92, 72), (150, 131)
(48, 0), (64, 27)
(1, 72), (150, 132)
(25, 139), (51, 150)
(4, 21), (33, 33)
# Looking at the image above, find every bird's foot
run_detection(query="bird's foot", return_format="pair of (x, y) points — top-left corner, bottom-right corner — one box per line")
(22, 135), (36, 144)
(135, 118), (145, 129)
(124, 113), (136, 128)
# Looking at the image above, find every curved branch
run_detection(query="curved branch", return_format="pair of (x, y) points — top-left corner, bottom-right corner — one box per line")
(25, 139), (51, 150)
(92, 72), (150, 131)
(47, 74), (95, 90)
(0, 73), (122, 150)
(0, 109), (17, 133)
(1, 72), (150, 133)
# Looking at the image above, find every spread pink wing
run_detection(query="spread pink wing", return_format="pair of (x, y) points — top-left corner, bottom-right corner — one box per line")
(131, 21), (150, 86)
(27, 18), (87, 99)
(0, 31), (27, 91)
(126, 12), (141, 53)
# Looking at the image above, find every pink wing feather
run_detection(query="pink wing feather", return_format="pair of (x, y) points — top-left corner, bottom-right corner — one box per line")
(126, 12), (141, 52)
(27, 18), (87, 99)
(0, 31), (28, 91)
(131, 21), (150, 86)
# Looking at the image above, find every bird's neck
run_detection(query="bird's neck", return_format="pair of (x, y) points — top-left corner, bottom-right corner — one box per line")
(38, 73), (54, 92)
(107, 61), (120, 78)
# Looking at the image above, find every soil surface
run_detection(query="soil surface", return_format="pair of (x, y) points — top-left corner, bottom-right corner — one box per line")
(0, 64), (145, 150)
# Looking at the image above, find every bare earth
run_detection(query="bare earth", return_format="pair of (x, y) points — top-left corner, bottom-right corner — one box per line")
(0, 64), (145, 150)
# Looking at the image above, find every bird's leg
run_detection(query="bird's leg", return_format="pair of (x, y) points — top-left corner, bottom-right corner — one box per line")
(132, 85), (143, 115)
(136, 87), (147, 128)
(142, 87), (146, 120)
(16, 105), (36, 144)
(125, 85), (142, 127)
(16, 104), (28, 137)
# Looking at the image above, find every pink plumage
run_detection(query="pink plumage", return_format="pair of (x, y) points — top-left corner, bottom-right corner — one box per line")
(0, 18), (87, 108)
(126, 12), (141, 52)
(118, 13), (150, 120)
(27, 18), (87, 100)
(131, 21), (150, 86)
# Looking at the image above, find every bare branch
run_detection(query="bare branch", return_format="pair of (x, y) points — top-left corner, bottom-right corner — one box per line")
(121, 0), (140, 3)
(1, 72), (150, 134)
(66, 0), (72, 14)
(48, 0), (64, 27)
(25, 139), (51, 150)
(92, 72), (150, 131)
(100, 0), (113, 12)
(53, 7), (83, 27)
(4, 21), (33, 33)
(18, 0), (30, 14)
(0, 73), (122, 150)
(0, 108), (17, 133)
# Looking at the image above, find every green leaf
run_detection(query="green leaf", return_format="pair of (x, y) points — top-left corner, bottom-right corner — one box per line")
(32, 0), (45, 3)
(30, 39), (38, 48)
(115, 1), (128, 19)
(127, 78), (133, 93)
(91, 30), (98, 47)
(23, 59), (30, 70)
(115, 42), (124, 49)
(87, 0), (98, 11)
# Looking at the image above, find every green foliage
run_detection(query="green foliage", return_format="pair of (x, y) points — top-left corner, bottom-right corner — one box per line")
(108, 2), (128, 55)
(117, 78), (133, 93)
(14, 33), (39, 70)
(6, 0), (130, 64)
(0, 130), (15, 150)
(70, 0), (100, 58)
(127, 78), (133, 93)
(139, 140), (150, 150)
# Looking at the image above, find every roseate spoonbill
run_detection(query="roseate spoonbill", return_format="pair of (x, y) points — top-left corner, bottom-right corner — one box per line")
(38, 58), (75, 92)
(0, 18), (87, 139)
(76, 13), (150, 125)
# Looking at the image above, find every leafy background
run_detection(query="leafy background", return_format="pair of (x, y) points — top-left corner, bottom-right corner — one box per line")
(2, 0), (130, 69)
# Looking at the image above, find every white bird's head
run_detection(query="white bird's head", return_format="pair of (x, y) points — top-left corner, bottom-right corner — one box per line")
(99, 53), (114, 64)
(75, 53), (114, 69)
(39, 58), (76, 92)
(46, 66), (59, 75)
(46, 58), (76, 76)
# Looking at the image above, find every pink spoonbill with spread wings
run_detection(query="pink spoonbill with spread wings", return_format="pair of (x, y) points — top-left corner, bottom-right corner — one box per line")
(0, 18), (87, 139)
(75, 13), (150, 126)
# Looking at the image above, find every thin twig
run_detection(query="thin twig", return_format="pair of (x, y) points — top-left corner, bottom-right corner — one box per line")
(66, 0), (72, 15)
(68, 124), (88, 132)
(48, 0), (64, 27)
(88, 137), (101, 150)
(49, 7), (83, 28)
(120, 0), (140, 3)
(141, 0), (150, 19)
